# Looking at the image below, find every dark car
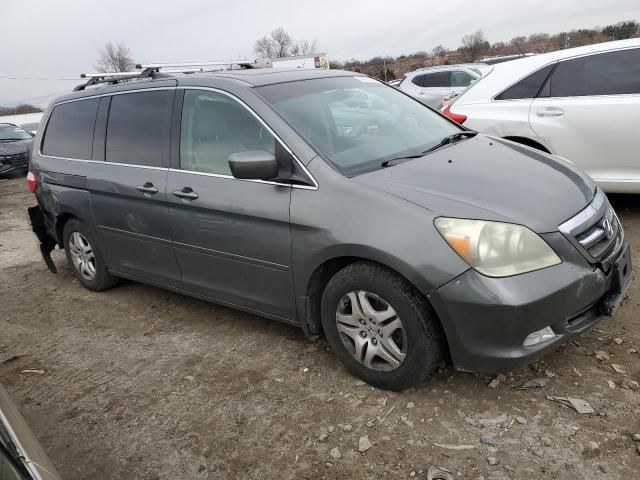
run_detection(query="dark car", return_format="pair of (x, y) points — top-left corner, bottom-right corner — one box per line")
(0, 124), (33, 179)
(25, 65), (633, 390)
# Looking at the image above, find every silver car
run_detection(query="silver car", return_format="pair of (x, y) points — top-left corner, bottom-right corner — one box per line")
(399, 64), (491, 108)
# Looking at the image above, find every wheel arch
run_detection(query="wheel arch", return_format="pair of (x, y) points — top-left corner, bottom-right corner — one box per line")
(54, 212), (84, 247)
(300, 250), (445, 342)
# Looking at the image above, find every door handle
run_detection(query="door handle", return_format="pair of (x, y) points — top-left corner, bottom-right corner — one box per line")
(536, 107), (564, 117)
(172, 187), (199, 201)
(136, 182), (158, 195)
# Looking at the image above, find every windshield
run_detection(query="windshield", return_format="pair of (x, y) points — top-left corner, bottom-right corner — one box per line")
(0, 124), (32, 141)
(257, 76), (461, 176)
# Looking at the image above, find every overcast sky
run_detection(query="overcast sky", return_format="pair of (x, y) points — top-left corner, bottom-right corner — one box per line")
(2, 0), (639, 106)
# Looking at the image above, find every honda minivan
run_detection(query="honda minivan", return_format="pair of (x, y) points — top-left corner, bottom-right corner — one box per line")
(27, 66), (633, 390)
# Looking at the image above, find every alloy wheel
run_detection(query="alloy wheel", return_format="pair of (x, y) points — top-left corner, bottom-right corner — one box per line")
(68, 232), (96, 281)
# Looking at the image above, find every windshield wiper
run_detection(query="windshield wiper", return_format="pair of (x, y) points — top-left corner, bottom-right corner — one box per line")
(381, 153), (425, 168)
(421, 131), (478, 155)
(381, 131), (478, 168)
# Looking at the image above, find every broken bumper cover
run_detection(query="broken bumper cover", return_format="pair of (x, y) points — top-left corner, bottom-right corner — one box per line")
(26, 205), (58, 273)
(0, 153), (28, 178)
(429, 234), (633, 374)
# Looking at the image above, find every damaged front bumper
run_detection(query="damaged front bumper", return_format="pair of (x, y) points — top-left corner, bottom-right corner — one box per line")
(429, 232), (633, 374)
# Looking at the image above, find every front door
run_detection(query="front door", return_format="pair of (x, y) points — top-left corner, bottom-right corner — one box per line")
(167, 88), (295, 320)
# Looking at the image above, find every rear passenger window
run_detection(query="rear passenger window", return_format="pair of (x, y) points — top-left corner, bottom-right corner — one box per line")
(495, 64), (556, 100)
(549, 48), (640, 97)
(105, 90), (172, 167)
(42, 98), (99, 159)
(180, 90), (275, 175)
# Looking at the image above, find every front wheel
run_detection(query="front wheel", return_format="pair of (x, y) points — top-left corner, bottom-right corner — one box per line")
(321, 261), (443, 391)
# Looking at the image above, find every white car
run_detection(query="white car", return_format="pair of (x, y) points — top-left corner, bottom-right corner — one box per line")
(399, 64), (491, 108)
(443, 39), (640, 193)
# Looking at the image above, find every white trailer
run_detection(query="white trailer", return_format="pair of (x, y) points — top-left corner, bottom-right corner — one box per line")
(271, 53), (330, 70)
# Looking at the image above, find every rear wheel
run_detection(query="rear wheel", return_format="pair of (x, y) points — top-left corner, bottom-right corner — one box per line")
(63, 219), (117, 291)
(321, 261), (443, 390)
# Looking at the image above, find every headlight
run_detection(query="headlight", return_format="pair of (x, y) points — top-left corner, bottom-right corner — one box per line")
(434, 217), (561, 277)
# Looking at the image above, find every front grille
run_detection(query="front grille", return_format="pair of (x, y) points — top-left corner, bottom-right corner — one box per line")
(559, 188), (624, 270)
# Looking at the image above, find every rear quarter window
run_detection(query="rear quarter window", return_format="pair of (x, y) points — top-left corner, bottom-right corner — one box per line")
(495, 63), (556, 100)
(41, 98), (99, 159)
(411, 75), (424, 87)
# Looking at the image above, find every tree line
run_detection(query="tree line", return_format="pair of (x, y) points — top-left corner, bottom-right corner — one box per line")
(334, 20), (639, 80)
(0, 104), (42, 116)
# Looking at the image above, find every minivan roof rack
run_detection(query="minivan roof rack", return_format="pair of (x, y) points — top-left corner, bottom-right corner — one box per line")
(136, 59), (268, 73)
(74, 59), (270, 91)
(74, 72), (144, 91)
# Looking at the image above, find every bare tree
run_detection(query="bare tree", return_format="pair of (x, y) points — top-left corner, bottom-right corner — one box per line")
(254, 27), (317, 59)
(431, 44), (446, 58)
(254, 36), (277, 59)
(461, 30), (490, 62)
(291, 38), (318, 56)
(270, 27), (293, 57)
(95, 41), (135, 73)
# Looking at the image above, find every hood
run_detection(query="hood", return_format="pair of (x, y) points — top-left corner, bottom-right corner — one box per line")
(0, 138), (32, 155)
(356, 135), (595, 233)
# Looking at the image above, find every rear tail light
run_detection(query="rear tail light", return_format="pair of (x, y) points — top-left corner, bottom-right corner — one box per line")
(442, 104), (467, 124)
(27, 171), (37, 193)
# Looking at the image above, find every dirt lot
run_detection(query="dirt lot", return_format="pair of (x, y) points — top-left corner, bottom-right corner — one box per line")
(1, 177), (639, 480)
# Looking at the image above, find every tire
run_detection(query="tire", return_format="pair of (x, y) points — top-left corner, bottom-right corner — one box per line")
(63, 219), (118, 292)
(321, 261), (443, 391)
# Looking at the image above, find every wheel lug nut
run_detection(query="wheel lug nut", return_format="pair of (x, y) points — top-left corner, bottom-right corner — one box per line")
(360, 331), (367, 338)
(372, 338), (378, 345)
(359, 319), (366, 325)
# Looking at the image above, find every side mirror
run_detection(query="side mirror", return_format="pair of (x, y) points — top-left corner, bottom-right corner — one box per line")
(228, 150), (278, 180)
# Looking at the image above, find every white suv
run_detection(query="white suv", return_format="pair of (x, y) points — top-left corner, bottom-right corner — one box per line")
(399, 65), (489, 108)
(443, 39), (640, 193)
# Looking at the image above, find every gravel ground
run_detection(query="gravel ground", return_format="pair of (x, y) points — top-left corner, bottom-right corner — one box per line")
(1, 177), (639, 480)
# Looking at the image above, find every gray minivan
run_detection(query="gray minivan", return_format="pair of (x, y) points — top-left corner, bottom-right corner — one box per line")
(27, 67), (632, 390)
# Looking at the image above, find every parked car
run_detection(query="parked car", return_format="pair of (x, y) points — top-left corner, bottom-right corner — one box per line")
(27, 67), (632, 390)
(0, 113), (43, 135)
(0, 383), (62, 479)
(443, 38), (640, 193)
(399, 64), (491, 108)
(0, 123), (33, 179)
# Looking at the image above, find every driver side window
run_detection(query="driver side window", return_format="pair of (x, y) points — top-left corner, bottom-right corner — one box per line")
(180, 90), (276, 175)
